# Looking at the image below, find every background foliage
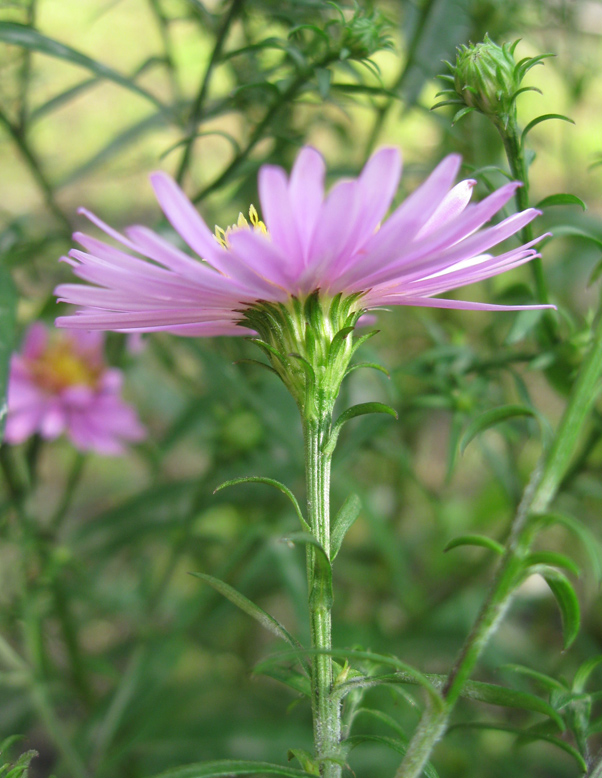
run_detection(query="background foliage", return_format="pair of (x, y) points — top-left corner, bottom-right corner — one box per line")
(2, 0), (602, 776)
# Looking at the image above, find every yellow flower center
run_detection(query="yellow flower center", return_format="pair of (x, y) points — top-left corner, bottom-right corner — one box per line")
(214, 205), (267, 248)
(28, 342), (102, 393)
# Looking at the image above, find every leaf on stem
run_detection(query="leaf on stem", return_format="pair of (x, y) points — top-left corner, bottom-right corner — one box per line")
(281, 532), (333, 608)
(447, 723), (586, 772)
(323, 403), (398, 457)
(521, 113), (575, 145)
(190, 574), (308, 666)
(533, 512), (602, 581)
(331, 494), (361, 560)
(153, 760), (319, 778)
(535, 193), (587, 210)
(214, 476), (309, 531)
(459, 404), (542, 454)
(530, 566), (581, 649)
(444, 535), (504, 555)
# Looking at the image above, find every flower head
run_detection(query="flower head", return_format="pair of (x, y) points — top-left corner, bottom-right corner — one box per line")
(55, 146), (552, 344)
(5, 323), (145, 455)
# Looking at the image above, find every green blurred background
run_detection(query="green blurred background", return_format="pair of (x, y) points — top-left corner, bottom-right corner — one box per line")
(2, 1), (602, 776)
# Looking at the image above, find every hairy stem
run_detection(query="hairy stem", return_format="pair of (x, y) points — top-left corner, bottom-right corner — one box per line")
(394, 299), (602, 778)
(304, 411), (341, 778)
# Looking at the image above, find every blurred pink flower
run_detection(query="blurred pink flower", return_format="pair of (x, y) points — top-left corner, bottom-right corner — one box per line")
(5, 323), (145, 456)
(55, 147), (553, 336)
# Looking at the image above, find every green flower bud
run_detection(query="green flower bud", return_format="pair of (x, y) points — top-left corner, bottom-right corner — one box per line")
(434, 35), (552, 130)
(454, 36), (518, 125)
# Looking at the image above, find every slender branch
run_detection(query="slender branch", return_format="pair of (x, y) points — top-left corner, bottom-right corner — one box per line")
(0, 108), (71, 233)
(394, 296), (602, 778)
(17, 0), (37, 131)
(147, 0), (183, 109)
(176, 0), (245, 184)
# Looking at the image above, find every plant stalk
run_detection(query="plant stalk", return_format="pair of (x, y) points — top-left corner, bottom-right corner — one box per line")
(394, 297), (602, 778)
(303, 410), (341, 778)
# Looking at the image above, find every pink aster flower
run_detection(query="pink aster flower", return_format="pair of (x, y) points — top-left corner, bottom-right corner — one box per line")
(5, 323), (145, 456)
(54, 147), (552, 337)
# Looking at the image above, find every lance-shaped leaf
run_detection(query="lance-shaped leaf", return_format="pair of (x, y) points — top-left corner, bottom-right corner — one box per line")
(331, 494), (361, 560)
(281, 533), (332, 609)
(460, 404), (542, 454)
(532, 566), (581, 649)
(0, 23), (167, 113)
(448, 723), (586, 772)
(287, 750), (319, 776)
(533, 512), (602, 581)
(444, 534), (504, 555)
(0, 266), (16, 444)
(344, 362), (390, 378)
(190, 574), (308, 669)
(525, 551), (580, 577)
(324, 403), (398, 456)
(502, 664), (567, 693)
(521, 113), (575, 144)
(154, 760), (318, 778)
(535, 193), (586, 211)
(345, 736), (439, 778)
(573, 655), (602, 694)
(214, 476), (309, 531)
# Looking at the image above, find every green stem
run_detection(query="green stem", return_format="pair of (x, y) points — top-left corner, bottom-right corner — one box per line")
(50, 451), (86, 532)
(176, 0), (244, 184)
(394, 297), (602, 778)
(303, 411), (341, 778)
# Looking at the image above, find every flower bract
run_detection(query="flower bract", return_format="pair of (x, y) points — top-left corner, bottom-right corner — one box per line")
(5, 323), (145, 455)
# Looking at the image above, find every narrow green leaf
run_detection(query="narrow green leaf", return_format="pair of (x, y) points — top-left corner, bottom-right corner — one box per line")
(287, 750), (319, 776)
(573, 656), (602, 693)
(460, 404), (537, 453)
(315, 68), (331, 99)
(345, 736), (439, 778)
(551, 224), (602, 251)
(534, 512), (602, 581)
(324, 402), (398, 456)
(0, 23), (166, 113)
(451, 106), (475, 125)
(281, 532), (333, 608)
(502, 664), (567, 693)
(330, 494), (361, 560)
(521, 113), (575, 144)
(444, 535), (505, 555)
(190, 574), (308, 664)
(451, 723), (586, 771)
(535, 193), (586, 210)
(256, 664), (311, 697)
(344, 362), (390, 378)
(0, 266), (17, 443)
(525, 551), (580, 577)
(214, 476), (309, 531)
(538, 567), (581, 649)
(154, 760), (318, 778)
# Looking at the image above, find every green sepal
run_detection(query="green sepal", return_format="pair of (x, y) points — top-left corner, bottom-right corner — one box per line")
(451, 106), (475, 125)
(331, 494), (361, 560)
(213, 476), (309, 531)
(328, 326), (355, 363)
(287, 751), (320, 776)
(460, 404), (540, 453)
(190, 574), (308, 666)
(524, 551), (580, 578)
(248, 338), (287, 365)
(447, 723), (586, 772)
(153, 760), (319, 778)
(349, 329), (380, 356)
(521, 113), (575, 145)
(535, 193), (586, 211)
(324, 402), (398, 456)
(281, 532), (333, 609)
(444, 534), (504, 555)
